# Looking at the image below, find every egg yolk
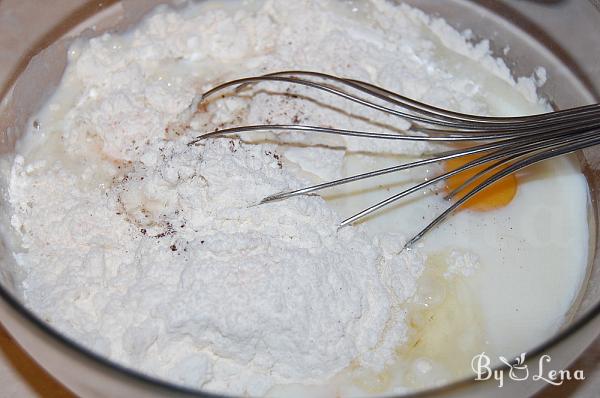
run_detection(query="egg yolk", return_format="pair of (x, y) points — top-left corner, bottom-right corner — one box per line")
(444, 153), (517, 211)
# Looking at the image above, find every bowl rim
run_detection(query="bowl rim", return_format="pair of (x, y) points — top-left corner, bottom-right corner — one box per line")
(0, 1), (599, 397)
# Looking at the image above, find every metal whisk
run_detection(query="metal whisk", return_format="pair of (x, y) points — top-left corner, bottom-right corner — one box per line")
(189, 71), (600, 248)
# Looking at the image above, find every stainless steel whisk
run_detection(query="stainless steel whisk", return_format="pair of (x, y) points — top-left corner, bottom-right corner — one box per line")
(189, 71), (600, 247)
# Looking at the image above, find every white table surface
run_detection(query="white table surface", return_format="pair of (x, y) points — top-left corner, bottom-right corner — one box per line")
(0, 0), (598, 397)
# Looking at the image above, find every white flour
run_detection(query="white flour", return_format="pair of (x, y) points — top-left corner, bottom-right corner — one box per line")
(10, 137), (424, 395)
(3, 0), (550, 395)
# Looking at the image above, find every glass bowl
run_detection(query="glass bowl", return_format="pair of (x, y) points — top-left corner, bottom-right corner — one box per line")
(0, 1), (598, 397)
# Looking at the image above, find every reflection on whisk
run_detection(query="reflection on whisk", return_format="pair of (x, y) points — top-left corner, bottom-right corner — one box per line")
(189, 71), (600, 248)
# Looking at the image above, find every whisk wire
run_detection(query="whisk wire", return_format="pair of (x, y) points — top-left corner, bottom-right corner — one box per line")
(254, 123), (598, 203)
(405, 130), (600, 248)
(189, 71), (600, 246)
(254, 70), (600, 128)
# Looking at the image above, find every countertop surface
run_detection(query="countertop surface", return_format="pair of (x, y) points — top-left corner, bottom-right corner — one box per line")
(0, 0), (599, 397)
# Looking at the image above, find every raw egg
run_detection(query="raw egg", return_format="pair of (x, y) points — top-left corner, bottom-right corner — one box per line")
(445, 153), (518, 211)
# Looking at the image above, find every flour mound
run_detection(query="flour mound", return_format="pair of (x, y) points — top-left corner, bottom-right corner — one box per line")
(9, 136), (425, 395)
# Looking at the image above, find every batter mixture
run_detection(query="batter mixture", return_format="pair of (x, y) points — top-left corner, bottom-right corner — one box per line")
(0, 0), (590, 396)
